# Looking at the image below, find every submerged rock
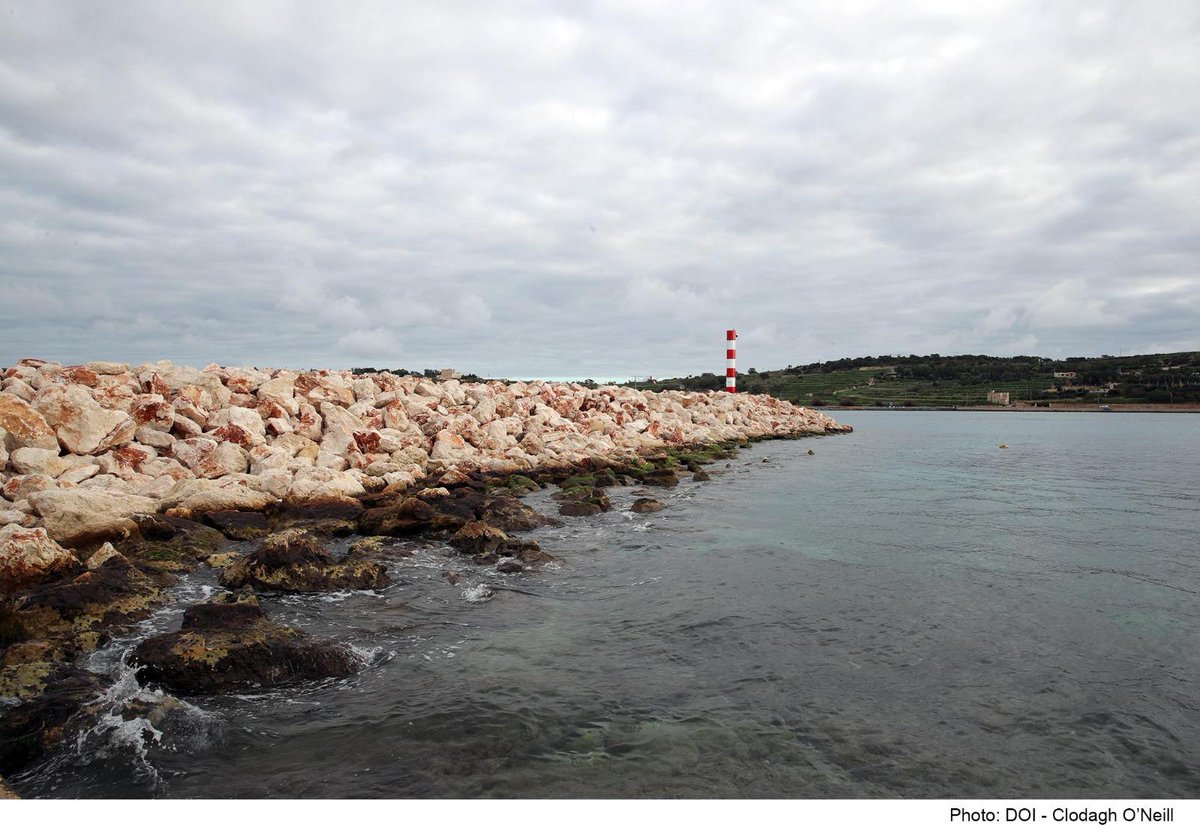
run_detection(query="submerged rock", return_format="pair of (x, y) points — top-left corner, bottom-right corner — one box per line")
(630, 497), (664, 513)
(132, 590), (362, 694)
(448, 520), (508, 556)
(219, 529), (389, 592)
(479, 496), (558, 532)
(640, 468), (680, 487)
(0, 666), (105, 775)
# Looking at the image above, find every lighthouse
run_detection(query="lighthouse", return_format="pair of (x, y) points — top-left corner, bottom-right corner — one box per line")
(726, 329), (737, 392)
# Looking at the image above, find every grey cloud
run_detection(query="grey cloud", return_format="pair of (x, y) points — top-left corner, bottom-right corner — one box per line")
(1, 1), (1198, 379)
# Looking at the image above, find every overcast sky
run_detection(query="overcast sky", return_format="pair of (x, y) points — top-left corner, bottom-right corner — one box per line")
(2, 1), (1198, 379)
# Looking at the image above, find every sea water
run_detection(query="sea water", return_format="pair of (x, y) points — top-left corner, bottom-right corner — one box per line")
(11, 412), (1199, 797)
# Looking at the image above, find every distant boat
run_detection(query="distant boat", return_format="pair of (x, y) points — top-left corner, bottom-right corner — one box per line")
(1099, 404), (1111, 411)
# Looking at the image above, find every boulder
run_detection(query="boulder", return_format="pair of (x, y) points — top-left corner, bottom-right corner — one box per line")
(159, 478), (277, 518)
(447, 521), (508, 556)
(630, 497), (665, 513)
(83, 542), (122, 570)
(132, 590), (361, 694)
(559, 500), (603, 517)
(26, 489), (159, 546)
(193, 442), (250, 479)
(285, 467), (366, 502)
(0, 525), (82, 595)
(0, 393), (59, 452)
(641, 468), (680, 487)
(0, 554), (165, 655)
(8, 447), (72, 478)
(1, 474), (59, 503)
(479, 496), (558, 531)
(273, 498), (363, 536)
(219, 529), (389, 592)
(33, 385), (136, 455)
(0, 666), (106, 776)
(357, 497), (435, 536)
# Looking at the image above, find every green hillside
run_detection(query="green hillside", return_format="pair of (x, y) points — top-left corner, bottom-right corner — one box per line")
(630, 352), (1200, 407)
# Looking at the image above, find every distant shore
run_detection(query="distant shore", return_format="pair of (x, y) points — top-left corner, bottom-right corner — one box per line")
(822, 402), (1200, 413)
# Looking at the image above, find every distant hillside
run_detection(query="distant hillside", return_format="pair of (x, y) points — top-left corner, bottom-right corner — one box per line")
(629, 352), (1200, 407)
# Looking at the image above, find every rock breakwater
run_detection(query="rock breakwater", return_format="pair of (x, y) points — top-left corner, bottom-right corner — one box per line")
(1, 358), (846, 543)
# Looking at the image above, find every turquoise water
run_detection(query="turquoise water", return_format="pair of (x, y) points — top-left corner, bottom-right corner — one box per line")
(13, 412), (1200, 797)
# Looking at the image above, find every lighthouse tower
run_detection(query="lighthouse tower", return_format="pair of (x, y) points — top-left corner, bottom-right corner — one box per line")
(725, 329), (737, 392)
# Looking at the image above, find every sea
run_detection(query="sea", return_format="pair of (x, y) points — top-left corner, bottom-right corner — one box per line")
(8, 411), (1199, 798)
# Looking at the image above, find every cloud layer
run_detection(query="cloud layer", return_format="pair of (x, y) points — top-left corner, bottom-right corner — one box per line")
(2, 1), (1198, 378)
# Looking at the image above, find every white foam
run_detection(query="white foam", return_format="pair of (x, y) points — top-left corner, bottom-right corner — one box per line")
(462, 583), (495, 603)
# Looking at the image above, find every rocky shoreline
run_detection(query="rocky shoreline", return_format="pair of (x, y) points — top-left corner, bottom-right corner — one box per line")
(0, 358), (849, 791)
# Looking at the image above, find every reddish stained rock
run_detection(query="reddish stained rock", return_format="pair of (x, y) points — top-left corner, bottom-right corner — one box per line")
(353, 430), (382, 454)
(131, 396), (174, 430)
(210, 422), (255, 448)
(0, 526), (82, 596)
(111, 445), (151, 470)
(0, 393), (59, 452)
(59, 366), (100, 387)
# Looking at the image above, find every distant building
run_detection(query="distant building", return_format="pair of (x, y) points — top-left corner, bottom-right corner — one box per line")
(1053, 371), (1077, 379)
(987, 390), (1011, 405)
(437, 368), (462, 381)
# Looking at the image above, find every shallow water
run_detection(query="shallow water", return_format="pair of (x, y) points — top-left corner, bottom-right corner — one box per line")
(9, 412), (1200, 797)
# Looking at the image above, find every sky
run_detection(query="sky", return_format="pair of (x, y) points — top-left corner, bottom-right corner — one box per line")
(1, 1), (1198, 380)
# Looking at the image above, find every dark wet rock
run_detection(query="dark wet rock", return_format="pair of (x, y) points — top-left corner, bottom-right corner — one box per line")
(0, 554), (165, 655)
(693, 471), (712, 482)
(202, 550), (244, 570)
(559, 500), (602, 517)
(132, 590), (361, 695)
(121, 516), (225, 567)
(762, 457), (770, 463)
(502, 474), (540, 495)
(424, 487), (485, 531)
(0, 774), (17, 798)
(358, 497), (434, 536)
(219, 529), (389, 592)
(203, 510), (269, 541)
(506, 540), (556, 568)
(592, 468), (621, 488)
(808, 449), (815, 455)
(131, 513), (180, 541)
(641, 468), (679, 487)
(346, 536), (416, 560)
(686, 460), (703, 473)
(558, 488), (611, 516)
(0, 640), (66, 700)
(442, 570), (461, 585)
(471, 551), (499, 566)
(497, 560), (524, 574)
(630, 497), (664, 513)
(272, 498), (363, 536)
(480, 496), (559, 532)
(0, 666), (104, 776)
(448, 521), (508, 556)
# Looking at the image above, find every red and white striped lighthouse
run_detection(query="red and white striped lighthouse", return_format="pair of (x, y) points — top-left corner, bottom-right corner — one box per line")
(725, 328), (737, 392)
